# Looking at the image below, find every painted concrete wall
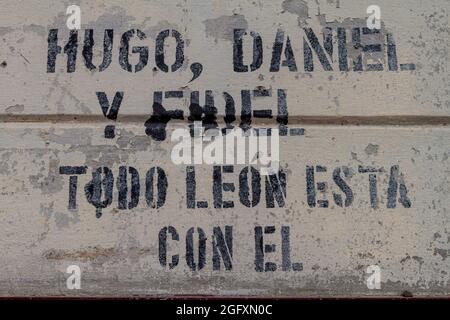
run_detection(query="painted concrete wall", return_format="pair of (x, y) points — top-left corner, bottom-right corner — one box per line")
(0, 0), (449, 297)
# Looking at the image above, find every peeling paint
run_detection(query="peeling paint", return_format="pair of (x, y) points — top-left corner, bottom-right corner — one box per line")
(203, 14), (248, 42)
